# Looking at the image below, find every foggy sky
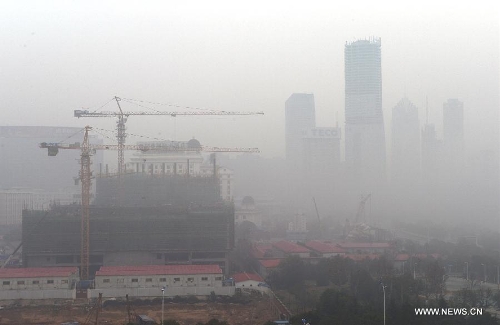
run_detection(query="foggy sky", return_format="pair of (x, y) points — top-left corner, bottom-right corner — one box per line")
(0, 1), (498, 162)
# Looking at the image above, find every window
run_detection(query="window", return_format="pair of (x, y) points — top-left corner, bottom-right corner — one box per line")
(187, 277), (194, 282)
(117, 278), (124, 283)
(17, 281), (25, 285)
(2, 281), (10, 285)
(131, 278), (138, 283)
(145, 278), (153, 283)
(160, 278), (166, 282)
(32, 280), (39, 285)
(215, 277), (222, 281)
(174, 278), (180, 282)
(103, 279), (110, 283)
(61, 280), (68, 284)
(201, 277), (208, 281)
(47, 280), (54, 284)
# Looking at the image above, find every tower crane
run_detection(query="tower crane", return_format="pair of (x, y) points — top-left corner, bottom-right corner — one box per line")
(74, 96), (264, 175)
(40, 126), (259, 280)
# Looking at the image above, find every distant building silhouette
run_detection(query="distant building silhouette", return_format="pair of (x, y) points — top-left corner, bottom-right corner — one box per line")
(443, 98), (464, 175)
(391, 97), (420, 183)
(421, 123), (442, 184)
(344, 38), (386, 181)
(285, 93), (316, 167)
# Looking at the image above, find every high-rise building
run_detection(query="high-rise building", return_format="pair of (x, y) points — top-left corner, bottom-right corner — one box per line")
(344, 38), (385, 180)
(301, 127), (341, 175)
(391, 97), (420, 182)
(421, 123), (442, 184)
(443, 98), (464, 169)
(285, 93), (316, 166)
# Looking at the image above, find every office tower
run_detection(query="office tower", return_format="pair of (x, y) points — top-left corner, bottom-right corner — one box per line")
(301, 127), (341, 175)
(344, 37), (386, 179)
(285, 93), (316, 166)
(391, 97), (420, 182)
(421, 123), (442, 184)
(443, 98), (464, 168)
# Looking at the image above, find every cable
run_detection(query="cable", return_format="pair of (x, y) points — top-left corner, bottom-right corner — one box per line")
(56, 128), (86, 144)
(122, 97), (216, 111)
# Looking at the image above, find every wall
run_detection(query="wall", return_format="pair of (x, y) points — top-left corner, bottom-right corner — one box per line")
(0, 289), (75, 300)
(95, 273), (223, 289)
(88, 286), (235, 299)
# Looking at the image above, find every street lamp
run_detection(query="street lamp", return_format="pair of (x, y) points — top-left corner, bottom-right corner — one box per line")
(380, 282), (387, 325)
(465, 262), (469, 282)
(161, 286), (165, 325)
(413, 263), (417, 280)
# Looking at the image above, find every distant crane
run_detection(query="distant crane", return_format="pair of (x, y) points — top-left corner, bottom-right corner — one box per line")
(40, 126), (259, 280)
(345, 194), (372, 240)
(74, 96), (264, 175)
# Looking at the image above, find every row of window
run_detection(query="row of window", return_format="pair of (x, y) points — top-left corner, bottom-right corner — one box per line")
(101, 276), (221, 283)
(2, 279), (68, 285)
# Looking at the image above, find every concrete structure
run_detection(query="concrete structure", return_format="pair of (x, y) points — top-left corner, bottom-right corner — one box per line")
(22, 204), (235, 275)
(391, 97), (420, 183)
(301, 127), (341, 174)
(0, 126), (102, 191)
(344, 38), (386, 180)
(94, 264), (223, 289)
(304, 241), (345, 258)
(285, 93), (316, 166)
(124, 139), (234, 203)
(0, 267), (78, 299)
(235, 196), (262, 228)
(0, 188), (76, 225)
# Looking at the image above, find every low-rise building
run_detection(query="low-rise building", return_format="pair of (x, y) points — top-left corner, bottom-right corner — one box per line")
(272, 241), (310, 258)
(258, 259), (282, 279)
(336, 242), (393, 254)
(94, 264), (223, 289)
(304, 241), (345, 258)
(232, 272), (269, 293)
(0, 266), (79, 299)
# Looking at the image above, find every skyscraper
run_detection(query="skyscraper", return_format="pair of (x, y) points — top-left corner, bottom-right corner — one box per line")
(443, 98), (464, 168)
(391, 97), (420, 183)
(285, 93), (316, 166)
(344, 38), (385, 180)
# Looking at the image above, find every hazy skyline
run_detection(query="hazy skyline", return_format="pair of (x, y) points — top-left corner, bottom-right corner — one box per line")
(1, 1), (498, 163)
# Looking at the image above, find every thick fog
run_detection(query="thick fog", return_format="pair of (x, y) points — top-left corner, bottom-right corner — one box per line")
(0, 2), (498, 232)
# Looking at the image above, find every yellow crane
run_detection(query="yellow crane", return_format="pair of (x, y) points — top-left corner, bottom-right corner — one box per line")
(74, 96), (264, 175)
(40, 126), (259, 280)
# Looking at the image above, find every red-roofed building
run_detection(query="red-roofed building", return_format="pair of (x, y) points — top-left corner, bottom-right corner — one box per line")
(337, 242), (394, 254)
(258, 259), (282, 278)
(94, 264), (223, 289)
(345, 254), (380, 261)
(250, 244), (274, 259)
(272, 240), (310, 258)
(232, 272), (269, 293)
(0, 267), (79, 291)
(304, 241), (346, 258)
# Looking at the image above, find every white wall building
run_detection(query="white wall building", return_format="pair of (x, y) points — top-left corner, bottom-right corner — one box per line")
(0, 188), (78, 225)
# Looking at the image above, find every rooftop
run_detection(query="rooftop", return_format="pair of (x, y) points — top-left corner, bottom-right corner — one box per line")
(272, 240), (310, 254)
(0, 267), (78, 279)
(259, 259), (282, 268)
(250, 244), (274, 259)
(337, 242), (392, 249)
(95, 264), (222, 277)
(345, 254), (380, 261)
(305, 241), (345, 254)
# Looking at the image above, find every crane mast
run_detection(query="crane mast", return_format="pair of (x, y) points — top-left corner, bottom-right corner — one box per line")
(40, 126), (259, 280)
(74, 96), (264, 175)
(80, 126), (92, 280)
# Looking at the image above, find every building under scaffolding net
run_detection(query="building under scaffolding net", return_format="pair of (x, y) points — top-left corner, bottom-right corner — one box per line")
(22, 174), (234, 276)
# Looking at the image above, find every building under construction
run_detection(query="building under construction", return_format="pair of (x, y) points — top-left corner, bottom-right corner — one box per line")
(22, 174), (235, 276)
